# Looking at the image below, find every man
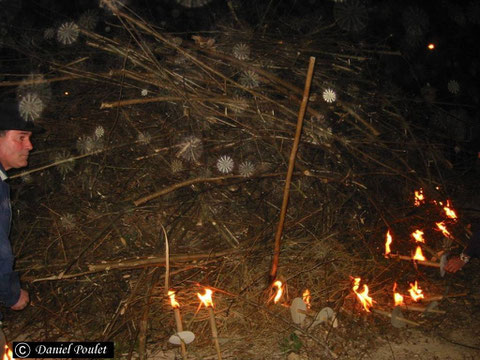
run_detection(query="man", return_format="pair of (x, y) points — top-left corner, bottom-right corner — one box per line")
(0, 101), (41, 355)
(445, 222), (480, 273)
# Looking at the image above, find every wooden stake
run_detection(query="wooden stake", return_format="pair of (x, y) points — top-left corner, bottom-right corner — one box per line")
(388, 254), (441, 268)
(173, 307), (187, 360)
(207, 306), (222, 360)
(269, 56), (316, 284)
(372, 308), (420, 326)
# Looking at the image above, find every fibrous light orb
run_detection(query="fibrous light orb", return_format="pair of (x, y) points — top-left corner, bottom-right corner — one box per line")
(57, 21), (80, 45)
(77, 135), (96, 154)
(171, 159), (184, 173)
(232, 43), (251, 60)
(137, 131), (152, 145)
(333, 0), (368, 32)
(322, 88), (337, 103)
(229, 95), (249, 114)
(176, 136), (203, 163)
(175, 0), (212, 8)
(239, 70), (260, 88)
(239, 161), (255, 177)
(216, 155), (234, 174)
(53, 150), (75, 176)
(19, 93), (44, 121)
(447, 80), (460, 95)
(94, 126), (105, 139)
(78, 9), (100, 31)
(402, 5), (429, 45)
(43, 27), (55, 40)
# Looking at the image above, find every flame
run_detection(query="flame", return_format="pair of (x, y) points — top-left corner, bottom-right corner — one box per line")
(427, 43), (435, 50)
(3, 345), (12, 360)
(385, 230), (393, 256)
(197, 288), (214, 308)
(413, 246), (426, 261)
(168, 290), (180, 309)
(352, 277), (373, 312)
(302, 289), (311, 308)
(411, 229), (425, 243)
(393, 282), (404, 306)
(436, 221), (452, 238)
(443, 200), (457, 220)
(273, 280), (284, 304)
(414, 189), (425, 206)
(408, 281), (424, 302)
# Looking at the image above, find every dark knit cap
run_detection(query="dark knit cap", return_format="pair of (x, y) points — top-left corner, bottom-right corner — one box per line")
(0, 102), (44, 133)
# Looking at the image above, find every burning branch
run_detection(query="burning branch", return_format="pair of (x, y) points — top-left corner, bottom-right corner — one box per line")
(393, 282), (404, 307)
(352, 277), (374, 312)
(384, 230), (393, 257)
(408, 281), (424, 302)
(411, 230), (425, 243)
(413, 246), (426, 261)
(443, 200), (457, 220)
(414, 188), (425, 206)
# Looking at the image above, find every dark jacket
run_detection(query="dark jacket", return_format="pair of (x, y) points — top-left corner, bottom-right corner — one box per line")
(0, 163), (21, 317)
(465, 222), (480, 258)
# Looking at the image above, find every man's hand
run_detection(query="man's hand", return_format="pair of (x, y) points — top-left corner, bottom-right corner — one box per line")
(445, 256), (466, 273)
(10, 289), (29, 310)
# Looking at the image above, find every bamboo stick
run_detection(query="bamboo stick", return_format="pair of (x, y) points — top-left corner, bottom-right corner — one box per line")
(269, 56), (316, 284)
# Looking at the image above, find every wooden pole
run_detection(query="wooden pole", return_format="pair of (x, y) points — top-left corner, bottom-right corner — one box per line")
(269, 57), (316, 284)
(173, 308), (187, 360)
(207, 307), (222, 360)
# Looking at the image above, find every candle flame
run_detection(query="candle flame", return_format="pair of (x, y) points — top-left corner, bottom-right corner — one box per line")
(385, 230), (392, 256)
(302, 289), (311, 308)
(273, 280), (284, 304)
(412, 229), (425, 243)
(197, 288), (214, 308)
(436, 221), (452, 238)
(443, 200), (457, 220)
(414, 189), (425, 206)
(3, 345), (12, 360)
(427, 43), (435, 50)
(413, 246), (426, 261)
(352, 277), (373, 312)
(408, 281), (424, 302)
(393, 282), (404, 306)
(168, 290), (180, 309)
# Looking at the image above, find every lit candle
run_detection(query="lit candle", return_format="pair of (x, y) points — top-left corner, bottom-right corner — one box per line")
(197, 288), (222, 360)
(168, 290), (187, 360)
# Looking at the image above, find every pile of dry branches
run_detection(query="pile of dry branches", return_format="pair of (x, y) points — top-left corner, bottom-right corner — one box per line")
(1, 2), (468, 358)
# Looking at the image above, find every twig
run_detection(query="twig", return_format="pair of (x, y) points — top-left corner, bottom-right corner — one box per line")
(269, 56), (316, 284)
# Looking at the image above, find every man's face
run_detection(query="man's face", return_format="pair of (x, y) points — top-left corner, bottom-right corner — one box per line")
(0, 130), (33, 170)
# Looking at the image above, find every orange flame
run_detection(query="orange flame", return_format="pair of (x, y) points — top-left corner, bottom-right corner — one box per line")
(443, 200), (457, 220)
(273, 280), (284, 304)
(3, 345), (12, 360)
(414, 189), (425, 206)
(411, 229), (425, 243)
(168, 290), (180, 308)
(197, 288), (214, 308)
(408, 281), (424, 302)
(302, 289), (311, 308)
(393, 282), (404, 306)
(413, 246), (426, 261)
(436, 221), (452, 238)
(385, 230), (393, 256)
(352, 277), (374, 312)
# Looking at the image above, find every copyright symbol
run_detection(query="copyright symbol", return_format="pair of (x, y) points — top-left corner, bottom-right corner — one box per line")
(14, 342), (31, 358)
